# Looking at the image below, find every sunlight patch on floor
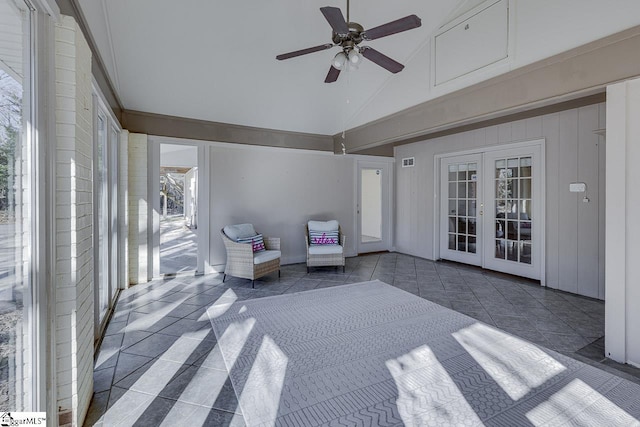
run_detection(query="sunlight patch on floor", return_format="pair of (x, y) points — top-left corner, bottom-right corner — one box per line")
(206, 288), (239, 319)
(386, 345), (483, 426)
(237, 336), (288, 426)
(453, 323), (566, 401)
(161, 344), (237, 425)
(122, 294), (192, 333)
(526, 378), (638, 426)
(103, 331), (211, 425)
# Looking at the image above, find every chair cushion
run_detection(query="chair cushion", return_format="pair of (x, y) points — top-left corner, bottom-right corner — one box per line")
(223, 223), (256, 241)
(308, 220), (339, 232)
(253, 250), (281, 265)
(308, 245), (343, 255)
(237, 233), (266, 252)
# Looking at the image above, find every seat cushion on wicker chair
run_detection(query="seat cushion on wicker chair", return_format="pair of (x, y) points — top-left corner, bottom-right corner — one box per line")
(253, 250), (281, 265)
(308, 245), (343, 255)
(223, 223), (257, 241)
(308, 220), (339, 233)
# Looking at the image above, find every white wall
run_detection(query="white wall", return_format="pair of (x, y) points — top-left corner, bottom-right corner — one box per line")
(349, 0), (640, 130)
(54, 15), (94, 426)
(395, 103), (605, 299)
(605, 77), (640, 366)
(208, 144), (358, 268)
(160, 143), (197, 168)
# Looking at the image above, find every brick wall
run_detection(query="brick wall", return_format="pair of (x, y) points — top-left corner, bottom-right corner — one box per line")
(128, 133), (148, 284)
(55, 15), (94, 426)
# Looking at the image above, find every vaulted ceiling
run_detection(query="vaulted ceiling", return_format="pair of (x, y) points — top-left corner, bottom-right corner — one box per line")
(75, 0), (640, 138)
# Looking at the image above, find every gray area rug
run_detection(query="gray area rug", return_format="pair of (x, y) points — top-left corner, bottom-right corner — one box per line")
(208, 280), (640, 426)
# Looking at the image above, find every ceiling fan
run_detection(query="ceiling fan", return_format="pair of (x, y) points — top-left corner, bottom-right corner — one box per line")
(276, 1), (422, 83)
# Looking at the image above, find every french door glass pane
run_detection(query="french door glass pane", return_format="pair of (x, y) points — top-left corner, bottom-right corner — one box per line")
(0, 0), (32, 410)
(494, 156), (533, 264)
(447, 162), (477, 254)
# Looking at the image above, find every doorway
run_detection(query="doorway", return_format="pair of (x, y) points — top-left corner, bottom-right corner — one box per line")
(357, 160), (392, 254)
(438, 141), (544, 280)
(159, 144), (198, 274)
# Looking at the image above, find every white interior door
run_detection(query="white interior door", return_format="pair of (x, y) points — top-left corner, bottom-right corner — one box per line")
(358, 161), (392, 254)
(440, 154), (483, 266)
(483, 144), (543, 280)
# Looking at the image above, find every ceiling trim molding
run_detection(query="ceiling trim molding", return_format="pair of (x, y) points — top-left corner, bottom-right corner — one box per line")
(56, 0), (123, 122)
(338, 23), (640, 154)
(122, 110), (334, 152)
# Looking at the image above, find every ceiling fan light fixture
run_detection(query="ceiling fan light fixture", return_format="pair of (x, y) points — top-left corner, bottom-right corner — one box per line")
(332, 52), (347, 70)
(348, 48), (361, 65)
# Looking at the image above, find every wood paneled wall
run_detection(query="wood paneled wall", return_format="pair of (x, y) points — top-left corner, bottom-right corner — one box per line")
(395, 103), (605, 299)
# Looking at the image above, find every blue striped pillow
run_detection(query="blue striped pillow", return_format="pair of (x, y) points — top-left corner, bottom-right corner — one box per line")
(237, 233), (266, 252)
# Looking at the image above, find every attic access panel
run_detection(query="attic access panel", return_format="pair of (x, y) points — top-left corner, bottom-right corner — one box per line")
(434, 0), (509, 86)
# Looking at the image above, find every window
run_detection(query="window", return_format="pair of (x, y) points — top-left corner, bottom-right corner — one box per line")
(0, 0), (32, 411)
(93, 87), (121, 335)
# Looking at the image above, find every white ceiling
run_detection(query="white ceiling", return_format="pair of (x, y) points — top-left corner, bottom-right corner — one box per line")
(76, 0), (640, 136)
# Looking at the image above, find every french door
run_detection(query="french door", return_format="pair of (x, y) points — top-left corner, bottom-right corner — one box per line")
(440, 154), (483, 266)
(439, 142), (543, 280)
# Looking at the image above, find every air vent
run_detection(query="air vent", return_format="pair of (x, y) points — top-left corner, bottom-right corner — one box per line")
(402, 157), (415, 168)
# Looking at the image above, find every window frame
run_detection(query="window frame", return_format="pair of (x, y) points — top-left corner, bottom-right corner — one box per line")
(92, 80), (122, 339)
(0, 0), (61, 413)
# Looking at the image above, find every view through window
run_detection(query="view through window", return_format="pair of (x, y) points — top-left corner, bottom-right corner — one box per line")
(0, 0), (32, 410)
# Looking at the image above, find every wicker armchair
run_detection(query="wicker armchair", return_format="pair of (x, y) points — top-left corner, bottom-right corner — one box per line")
(305, 223), (346, 273)
(220, 227), (281, 288)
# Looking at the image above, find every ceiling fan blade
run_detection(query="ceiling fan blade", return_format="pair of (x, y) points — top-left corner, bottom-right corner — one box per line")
(276, 43), (334, 60)
(320, 6), (349, 36)
(360, 47), (404, 73)
(324, 66), (341, 83)
(362, 15), (422, 41)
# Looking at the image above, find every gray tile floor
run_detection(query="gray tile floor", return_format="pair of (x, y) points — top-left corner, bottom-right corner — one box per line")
(85, 253), (637, 426)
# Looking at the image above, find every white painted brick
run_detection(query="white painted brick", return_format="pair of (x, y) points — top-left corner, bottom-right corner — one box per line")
(55, 68), (76, 85)
(56, 95), (76, 112)
(55, 81), (75, 98)
(57, 397), (72, 412)
(54, 40), (76, 59)
(56, 343), (72, 358)
(55, 14), (95, 427)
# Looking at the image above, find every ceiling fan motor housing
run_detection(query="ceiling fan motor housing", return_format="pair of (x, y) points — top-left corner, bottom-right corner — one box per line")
(332, 22), (364, 51)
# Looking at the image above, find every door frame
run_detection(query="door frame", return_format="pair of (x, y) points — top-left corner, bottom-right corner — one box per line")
(433, 139), (546, 284)
(149, 137), (210, 277)
(355, 158), (394, 254)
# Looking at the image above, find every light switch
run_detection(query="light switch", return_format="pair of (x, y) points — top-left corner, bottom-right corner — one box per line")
(569, 182), (586, 193)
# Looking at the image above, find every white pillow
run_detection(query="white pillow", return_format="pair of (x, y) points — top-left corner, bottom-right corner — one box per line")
(308, 220), (339, 232)
(223, 223), (257, 241)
